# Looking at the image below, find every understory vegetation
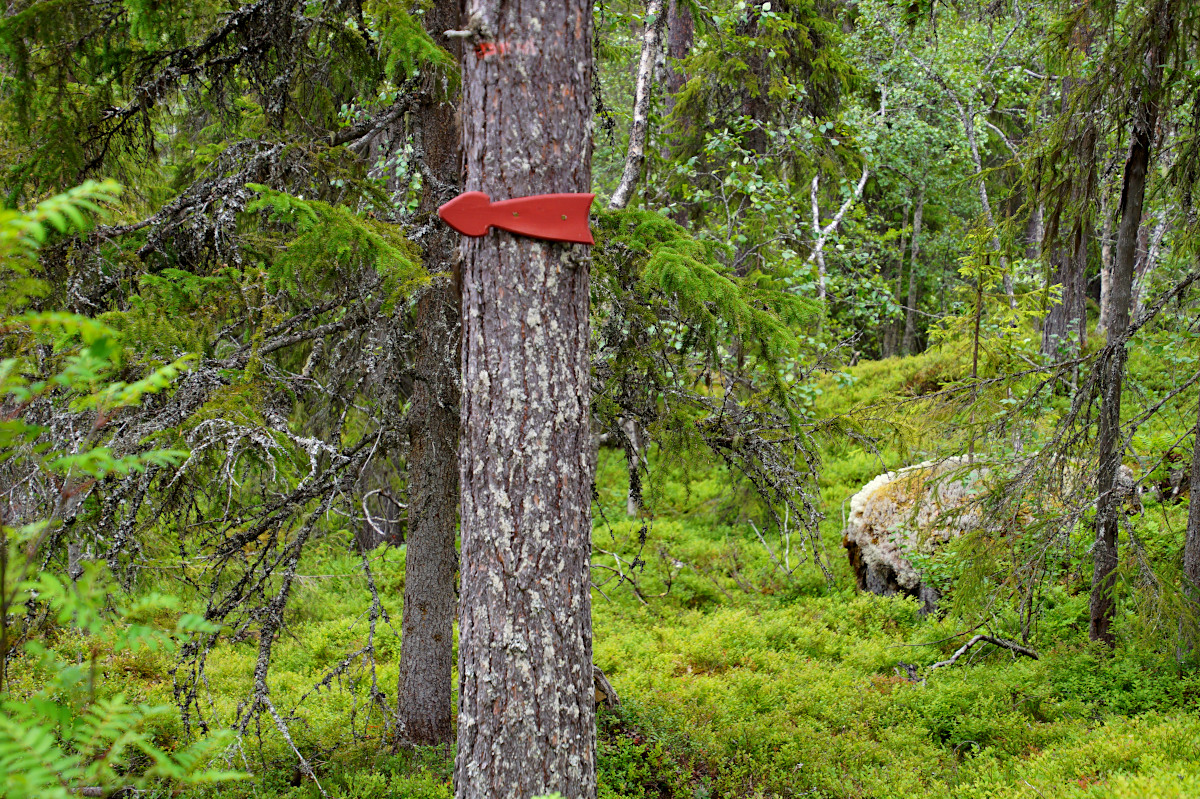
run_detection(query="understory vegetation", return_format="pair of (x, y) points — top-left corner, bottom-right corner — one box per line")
(9, 342), (1198, 799)
(3, 0), (1200, 796)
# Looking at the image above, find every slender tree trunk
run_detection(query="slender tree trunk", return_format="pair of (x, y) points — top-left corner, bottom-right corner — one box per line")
(664, 0), (692, 225)
(455, 0), (597, 795)
(396, 0), (464, 747)
(1183, 391), (1200, 595)
(1096, 191), (1114, 335)
(1026, 201), (1045, 338)
(968, 263), (985, 463)
(1042, 86), (1094, 359)
(882, 203), (908, 358)
(1131, 214), (1168, 319)
(958, 102), (1015, 308)
(736, 9), (770, 157)
(1, 528), (8, 695)
(610, 0), (666, 211)
(1025, 202), (1044, 261)
(399, 284), (461, 746)
(901, 188), (924, 356)
(622, 417), (641, 517)
(665, 0), (692, 99)
(1071, 224), (1090, 349)
(809, 165), (870, 300)
(1042, 222), (1089, 357)
(610, 0), (666, 515)
(1090, 33), (1165, 644)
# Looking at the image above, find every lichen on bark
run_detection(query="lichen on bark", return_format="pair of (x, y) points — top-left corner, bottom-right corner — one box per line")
(454, 0), (598, 796)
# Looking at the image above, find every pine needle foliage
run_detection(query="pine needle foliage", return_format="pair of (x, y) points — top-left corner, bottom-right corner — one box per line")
(669, 0), (855, 156)
(0, 0), (450, 749)
(592, 206), (829, 567)
(0, 0), (448, 199)
(595, 206), (817, 371)
(245, 184), (426, 312)
(0, 180), (121, 314)
(600, 207), (814, 365)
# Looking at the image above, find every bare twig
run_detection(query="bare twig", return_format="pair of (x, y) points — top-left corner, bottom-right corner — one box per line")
(928, 634), (1039, 670)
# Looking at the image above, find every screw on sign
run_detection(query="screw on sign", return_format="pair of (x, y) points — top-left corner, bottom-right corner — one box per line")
(437, 191), (596, 244)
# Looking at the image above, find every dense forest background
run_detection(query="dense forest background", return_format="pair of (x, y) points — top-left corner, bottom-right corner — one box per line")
(2, 0), (1200, 797)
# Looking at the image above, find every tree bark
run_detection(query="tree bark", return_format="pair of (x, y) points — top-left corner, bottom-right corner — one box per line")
(606, 5), (658, 509)
(397, 0), (464, 747)
(1043, 82), (1094, 359)
(1131, 214), (1168, 319)
(1025, 202), (1044, 261)
(1096, 192), (1114, 335)
(1183, 390), (1200, 595)
(1041, 222), (1089, 357)
(665, 0), (692, 99)
(1090, 27), (1165, 644)
(398, 282), (460, 746)
(664, 0), (692, 225)
(809, 165), (870, 300)
(882, 202), (908, 359)
(455, 0), (597, 795)
(609, 0), (666, 211)
(901, 188), (924, 356)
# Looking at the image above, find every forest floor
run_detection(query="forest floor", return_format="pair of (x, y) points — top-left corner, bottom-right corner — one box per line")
(67, 347), (1200, 799)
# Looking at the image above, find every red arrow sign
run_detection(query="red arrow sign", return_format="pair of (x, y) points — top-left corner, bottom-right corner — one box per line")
(438, 191), (595, 245)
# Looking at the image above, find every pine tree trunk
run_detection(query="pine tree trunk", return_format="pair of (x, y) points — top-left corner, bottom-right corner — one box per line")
(666, 0), (692, 98)
(1042, 222), (1089, 357)
(901, 190), (924, 356)
(1183, 391), (1200, 595)
(455, 0), (597, 795)
(1043, 82), (1095, 358)
(399, 280), (461, 746)
(397, 0), (464, 747)
(1090, 49), (1162, 645)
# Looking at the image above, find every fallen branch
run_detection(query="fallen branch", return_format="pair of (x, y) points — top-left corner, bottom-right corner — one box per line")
(928, 634), (1039, 670)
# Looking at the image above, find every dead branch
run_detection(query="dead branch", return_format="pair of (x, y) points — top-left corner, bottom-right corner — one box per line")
(928, 634), (1039, 670)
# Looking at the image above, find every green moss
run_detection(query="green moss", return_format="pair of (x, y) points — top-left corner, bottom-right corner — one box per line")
(14, 341), (1199, 799)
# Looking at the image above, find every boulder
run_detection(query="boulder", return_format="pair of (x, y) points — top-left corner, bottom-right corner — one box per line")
(843, 457), (1140, 614)
(842, 457), (986, 614)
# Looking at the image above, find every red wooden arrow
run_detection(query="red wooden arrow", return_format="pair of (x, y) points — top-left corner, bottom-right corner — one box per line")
(438, 191), (595, 244)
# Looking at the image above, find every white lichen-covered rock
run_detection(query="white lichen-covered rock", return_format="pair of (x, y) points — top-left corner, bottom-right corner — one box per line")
(842, 457), (987, 613)
(843, 458), (1141, 613)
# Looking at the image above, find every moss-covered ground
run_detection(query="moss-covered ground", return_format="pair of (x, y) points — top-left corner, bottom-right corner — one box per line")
(37, 346), (1200, 799)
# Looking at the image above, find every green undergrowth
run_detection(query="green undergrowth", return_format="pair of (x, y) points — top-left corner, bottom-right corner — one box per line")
(13, 340), (1200, 798)
(589, 335), (1200, 798)
(592, 592), (1200, 799)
